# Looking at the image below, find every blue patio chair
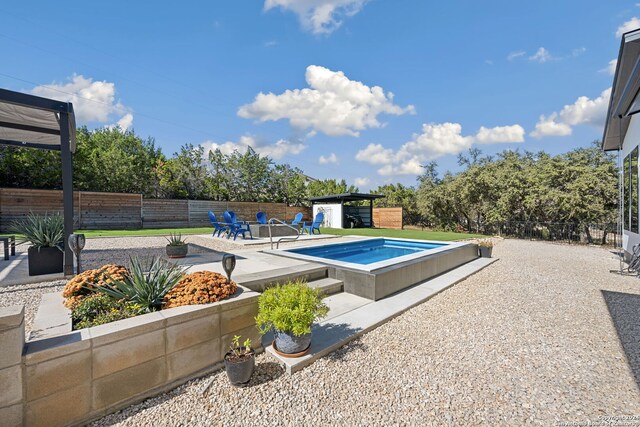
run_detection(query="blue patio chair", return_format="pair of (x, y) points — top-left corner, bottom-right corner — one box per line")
(290, 212), (303, 226)
(223, 211), (253, 240)
(301, 212), (324, 235)
(208, 211), (228, 237)
(256, 211), (267, 224)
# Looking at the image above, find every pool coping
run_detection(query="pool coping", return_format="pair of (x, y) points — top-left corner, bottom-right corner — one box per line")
(263, 237), (470, 273)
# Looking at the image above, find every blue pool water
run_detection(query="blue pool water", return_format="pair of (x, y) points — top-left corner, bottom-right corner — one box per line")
(286, 238), (447, 265)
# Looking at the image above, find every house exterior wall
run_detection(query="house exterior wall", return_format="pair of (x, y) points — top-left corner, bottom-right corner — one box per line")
(622, 114), (640, 257)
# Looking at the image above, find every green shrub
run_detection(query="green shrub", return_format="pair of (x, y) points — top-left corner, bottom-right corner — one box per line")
(94, 257), (186, 312)
(71, 293), (144, 330)
(255, 280), (329, 336)
(10, 212), (64, 248)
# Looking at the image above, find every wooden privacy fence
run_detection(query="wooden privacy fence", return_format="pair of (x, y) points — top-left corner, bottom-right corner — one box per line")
(0, 188), (311, 231)
(373, 207), (403, 229)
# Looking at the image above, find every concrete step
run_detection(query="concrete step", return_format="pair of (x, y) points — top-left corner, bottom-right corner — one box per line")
(234, 263), (328, 292)
(308, 277), (343, 296)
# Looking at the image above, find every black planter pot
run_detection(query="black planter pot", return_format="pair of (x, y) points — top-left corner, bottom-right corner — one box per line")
(224, 350), (255, 386)
(274, 330), (312, 355)
(479, 246), (493, 258)
(28, 246), (63, 276)
(166, 244), (188, 258)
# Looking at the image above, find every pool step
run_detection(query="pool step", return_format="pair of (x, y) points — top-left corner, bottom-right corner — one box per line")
(308, 277), (343, 296)
(235, 263), (328, 293)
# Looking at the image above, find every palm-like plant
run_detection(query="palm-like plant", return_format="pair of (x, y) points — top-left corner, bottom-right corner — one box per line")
(95, 257), (186, 312)
(10, 212), (64, 249)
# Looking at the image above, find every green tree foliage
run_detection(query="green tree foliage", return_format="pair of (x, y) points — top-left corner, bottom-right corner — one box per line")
(0, 145), (61, 189)
(416, 143), (617, 233)
(307, 179), (358, 197)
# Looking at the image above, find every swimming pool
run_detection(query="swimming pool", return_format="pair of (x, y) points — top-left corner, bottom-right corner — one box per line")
(267, 237), (479, 300)
(286, 238), (448, 265)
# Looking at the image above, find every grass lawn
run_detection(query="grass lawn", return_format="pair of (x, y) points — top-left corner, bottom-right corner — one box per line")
(319, 228), (483, 241)
(77, 227), (213, 238)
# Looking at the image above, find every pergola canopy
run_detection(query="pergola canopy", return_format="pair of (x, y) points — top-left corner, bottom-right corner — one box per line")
(0, 89), (76, 152)
(308, 193), (386, 204)
(0, 88), (76, 275)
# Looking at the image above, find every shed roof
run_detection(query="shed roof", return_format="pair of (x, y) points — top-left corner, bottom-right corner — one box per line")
(308, 192), (386, 203)
(0, 88), (76, 152)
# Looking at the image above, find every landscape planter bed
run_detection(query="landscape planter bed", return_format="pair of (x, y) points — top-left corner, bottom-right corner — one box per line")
(0, 287), (262, 427)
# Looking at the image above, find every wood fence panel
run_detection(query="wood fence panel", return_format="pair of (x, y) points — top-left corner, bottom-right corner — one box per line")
(258, 203), (286, 222)
(0, 188), (79, 231)
(373, 207), (403, 229)
(188, 200), (228, 226)
(79, 192), (141, 229)
(227, 202), (260, 222)
(285, 206), (312, 222)
(142, 199), (189, 228)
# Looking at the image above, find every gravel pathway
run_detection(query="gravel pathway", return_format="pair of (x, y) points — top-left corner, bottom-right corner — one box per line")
(82, 239), (640, 426)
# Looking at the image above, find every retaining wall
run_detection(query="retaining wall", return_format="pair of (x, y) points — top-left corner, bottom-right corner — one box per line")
(0, 288), (261, 427)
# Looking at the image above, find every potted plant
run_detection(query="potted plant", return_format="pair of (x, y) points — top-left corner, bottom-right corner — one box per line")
(165, 233), (188, 258)
(224, 335), (255, 386)
(478, 240), (493, 258)
(255, 280), (329, 357)
(10, 212), (64, 276)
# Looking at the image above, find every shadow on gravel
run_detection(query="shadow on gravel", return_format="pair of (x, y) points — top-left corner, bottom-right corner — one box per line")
(603, 290), (640, 391)
(244, 362), (284, 387)
(326, 337), (368, 362)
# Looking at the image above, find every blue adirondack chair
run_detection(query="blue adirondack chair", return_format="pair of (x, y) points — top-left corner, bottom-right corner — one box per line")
(208, 211), (228, 237)
(301, 212), (324, 235)
(223, 211), (253, 240)
(256, 211), (267, 224)
(290, 212), (303, 226)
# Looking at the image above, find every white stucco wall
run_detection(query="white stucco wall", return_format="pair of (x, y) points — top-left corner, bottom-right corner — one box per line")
(622, 114), (640, 254)
(313, 203), (343, 228)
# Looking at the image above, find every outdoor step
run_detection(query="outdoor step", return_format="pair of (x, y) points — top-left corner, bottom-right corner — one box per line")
(234, 263), (328, 292)
(308, 277), (343, 296)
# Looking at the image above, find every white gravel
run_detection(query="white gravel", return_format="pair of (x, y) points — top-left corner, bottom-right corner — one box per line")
(3, 237), (639, 425)
(80, 239), (640, 426)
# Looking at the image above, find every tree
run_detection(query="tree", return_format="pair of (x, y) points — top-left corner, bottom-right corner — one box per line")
(307, 179), (358, 197)
(157, 144), (212, 199)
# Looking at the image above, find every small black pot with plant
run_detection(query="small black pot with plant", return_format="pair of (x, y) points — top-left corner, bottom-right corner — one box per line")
(10, 212), (64, 276)
(224, 335), (255, 386)
(478, 240), (493, 258)
(165, 233), (188, 258)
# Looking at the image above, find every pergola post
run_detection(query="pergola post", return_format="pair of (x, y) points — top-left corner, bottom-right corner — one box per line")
(59, 112), (74, 275)
(369, 199), (373, 228)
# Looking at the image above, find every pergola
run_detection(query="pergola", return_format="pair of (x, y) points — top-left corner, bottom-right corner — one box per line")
(0, 88), (76, 275)
(308, 192), (385, 228)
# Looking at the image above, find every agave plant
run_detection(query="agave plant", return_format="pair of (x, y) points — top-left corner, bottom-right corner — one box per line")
(165, 232), (187, 246)
(10, 212), (64, 249)
(95, 257), (186, 312)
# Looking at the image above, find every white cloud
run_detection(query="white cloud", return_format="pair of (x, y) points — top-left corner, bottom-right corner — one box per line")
(318, 152), (338, 164)
(201, 135), (305, 160)
(475, 125), (525, 144)
(357, 122), (524, 176)
(601, 59), (617, 75)
(571, 47), (587, 57)
(264, 40), (278, 47)
(354, 177), (370, 187)
(264, 0), (368, 35)
(507, 51), (526, 61)
(238, 65), (414, 137)
(31, 74), (132, 126)
(530, 114), (573, 139)
(529, 47), (552, 63)
(354, 143), (395, 164)
(114, 113), (134, 131)
(529, 88), (612, 139)
(616, 17), (640, 38)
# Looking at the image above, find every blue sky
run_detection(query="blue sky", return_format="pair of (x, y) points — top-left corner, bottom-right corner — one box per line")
(0, 1), (634, 190)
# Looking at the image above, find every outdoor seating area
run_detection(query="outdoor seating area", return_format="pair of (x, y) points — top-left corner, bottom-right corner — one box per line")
(207, 210), (321, 241)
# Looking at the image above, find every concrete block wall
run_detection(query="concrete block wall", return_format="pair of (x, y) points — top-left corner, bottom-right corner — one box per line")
(0, 288), (261, 427)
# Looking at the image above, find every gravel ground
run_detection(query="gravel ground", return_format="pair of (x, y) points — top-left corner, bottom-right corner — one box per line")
(82, 239), (640, 426)
(3, 238), (639, 425)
